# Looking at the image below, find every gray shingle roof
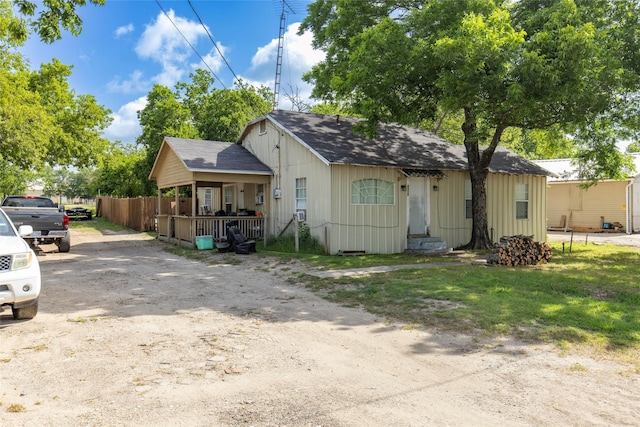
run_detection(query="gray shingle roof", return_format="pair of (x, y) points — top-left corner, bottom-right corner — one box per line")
(163, 137), (272, 174)
(263, 110), (554, 177)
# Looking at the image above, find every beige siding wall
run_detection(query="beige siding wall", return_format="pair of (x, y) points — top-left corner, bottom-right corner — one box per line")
(329, 165), (407, 254)
(429, 171), (547, 248)
(547, 180), (629, 229)
(486, 173), (547, 243)
(241, 121), (332, 244)
(240, 120), (547, 252)
(428, 171), (469, 248)
(155, 149), (192, 188)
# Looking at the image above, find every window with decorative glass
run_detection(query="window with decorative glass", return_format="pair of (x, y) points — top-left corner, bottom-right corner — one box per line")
(515, 183), (529, 220)
(351, 179), (395, 205)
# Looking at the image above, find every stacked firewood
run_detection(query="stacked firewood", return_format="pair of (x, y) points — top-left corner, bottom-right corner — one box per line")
(487, 235), (552, 266)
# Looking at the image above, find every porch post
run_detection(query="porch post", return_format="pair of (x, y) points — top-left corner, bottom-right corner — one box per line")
(174, 187), (179, 214)
(192, 181), (197, 217)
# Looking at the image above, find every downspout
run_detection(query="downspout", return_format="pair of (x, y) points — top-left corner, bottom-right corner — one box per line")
(626, 180), (633, 235)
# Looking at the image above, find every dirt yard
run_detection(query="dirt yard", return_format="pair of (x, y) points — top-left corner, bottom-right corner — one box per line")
(1, 228), (639, 426)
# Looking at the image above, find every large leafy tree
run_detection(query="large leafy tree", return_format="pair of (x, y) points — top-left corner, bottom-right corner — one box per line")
(95, 142), (147, 198)
(138, 70), (273, 195)
(0, 54), (112, 173)
(301, 0), (640, 249)
(1, 0), (110, 191)
(10, 0), (106, 44)
(177, 69), (273, 142)
(0, 155), (34, 197)
(29, 58), (111, 167)
(137, 84), (197, 194)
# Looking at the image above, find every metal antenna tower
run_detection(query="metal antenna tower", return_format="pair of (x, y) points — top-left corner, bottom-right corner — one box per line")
(273, 0), (295, 110)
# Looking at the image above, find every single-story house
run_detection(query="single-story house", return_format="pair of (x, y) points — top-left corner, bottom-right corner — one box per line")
(534, 154), (640, 233)
(149, 110), (553, 254)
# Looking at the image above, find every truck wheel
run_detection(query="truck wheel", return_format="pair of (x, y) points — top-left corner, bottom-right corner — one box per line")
(58, 234), (71, 253)
(12, 301), (38, 320)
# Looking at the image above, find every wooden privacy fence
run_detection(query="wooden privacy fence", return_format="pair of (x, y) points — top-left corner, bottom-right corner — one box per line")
(97, 196), (193, 232)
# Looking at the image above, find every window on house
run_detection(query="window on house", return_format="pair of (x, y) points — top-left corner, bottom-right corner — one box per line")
(295, 178), (307, 217)
(516, 183), (529, 220)
(204, 188), (213, 208)
(464, 180), (472, 219)
(259, 120), (266, 134)
(201, 187), (213, 214)
(351, 179), (395, 205)
(224, 187), (233, 213)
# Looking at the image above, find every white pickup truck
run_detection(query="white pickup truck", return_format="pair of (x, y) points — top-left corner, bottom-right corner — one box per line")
(0, 207), (41, 319)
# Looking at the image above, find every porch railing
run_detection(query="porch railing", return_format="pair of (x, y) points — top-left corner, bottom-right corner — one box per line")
(157, 214), (265, 247)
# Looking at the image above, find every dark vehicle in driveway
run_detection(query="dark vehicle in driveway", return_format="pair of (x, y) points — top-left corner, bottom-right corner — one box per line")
(1, 195), (70, 252)
(66, 207), (93, 221)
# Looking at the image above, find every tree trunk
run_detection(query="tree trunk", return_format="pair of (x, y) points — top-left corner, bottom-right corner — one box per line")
(466, 166), (492, 249)
(459, 107), (504, 250)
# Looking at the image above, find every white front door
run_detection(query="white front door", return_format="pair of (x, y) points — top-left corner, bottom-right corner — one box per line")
(408, 177), (430, 235)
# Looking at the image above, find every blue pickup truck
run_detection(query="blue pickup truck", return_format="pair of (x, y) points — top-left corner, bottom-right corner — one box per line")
(1, 195), (71, 252)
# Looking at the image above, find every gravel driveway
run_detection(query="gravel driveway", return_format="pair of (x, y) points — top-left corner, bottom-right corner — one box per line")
(1, 228), (638, 426)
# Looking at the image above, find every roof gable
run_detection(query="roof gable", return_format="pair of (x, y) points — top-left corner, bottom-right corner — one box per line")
(151, 137), (272, 179)
(243, 110), (553, 177)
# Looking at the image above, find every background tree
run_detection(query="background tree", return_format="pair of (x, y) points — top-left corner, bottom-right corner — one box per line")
(1, 0), (111, 192)
(178, 70), (272, 141)
(138, 71), (273, 195)
(301, 0), (640, 249)
(10, 0), (106, 44)
(95, 142), (147, 198)
(283, 84), (311, 112)
(426, 108), (576, 159)
(29, 58), (112, 168)
(66, 168), (97, 201)
(0, 156), (34, 197)
(42, 166), (71, 205)
(136, 84), (196, 194)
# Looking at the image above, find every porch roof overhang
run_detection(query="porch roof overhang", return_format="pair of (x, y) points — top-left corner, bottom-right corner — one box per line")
(150, 137), (274, 190)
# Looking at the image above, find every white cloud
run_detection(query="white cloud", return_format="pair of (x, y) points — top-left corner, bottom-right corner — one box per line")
(103, 97), (148, 143)
(135, 9), (211, 88)
(190, 44), (226, 84)
(107, 70), (149, 94)
(247, 22), (324, 109)
(115, 23), (134, 38)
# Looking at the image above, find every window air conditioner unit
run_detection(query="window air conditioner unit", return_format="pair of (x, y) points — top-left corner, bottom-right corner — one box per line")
(294, 211), (306, 222)
(255, 195), (264, 205)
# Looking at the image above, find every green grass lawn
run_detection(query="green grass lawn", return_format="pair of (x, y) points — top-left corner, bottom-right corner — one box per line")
(299, 242), (640, 363)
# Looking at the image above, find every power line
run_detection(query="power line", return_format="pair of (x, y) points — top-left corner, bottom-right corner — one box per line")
(154, 0), (227, 89)
(187, 0), (242, 88)
(155, 0), (274, 119)
(185, 0), (265, 119)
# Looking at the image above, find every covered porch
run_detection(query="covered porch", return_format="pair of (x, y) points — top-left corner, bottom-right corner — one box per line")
(156, 213), (266, 248)
(149, 137), (274, 249)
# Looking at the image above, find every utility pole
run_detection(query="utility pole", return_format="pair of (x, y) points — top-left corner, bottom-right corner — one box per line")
(273, 0), (295, 110)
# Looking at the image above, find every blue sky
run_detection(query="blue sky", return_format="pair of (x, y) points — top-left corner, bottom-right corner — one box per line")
(21, 0), (323, 143)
